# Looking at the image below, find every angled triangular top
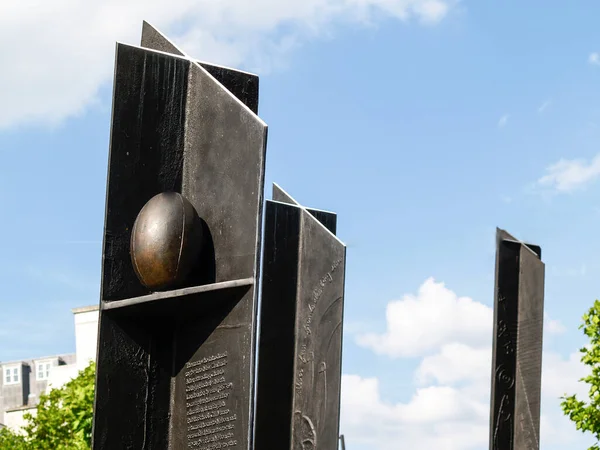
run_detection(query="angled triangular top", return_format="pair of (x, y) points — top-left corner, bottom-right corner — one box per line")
(496, 227), (541, 259)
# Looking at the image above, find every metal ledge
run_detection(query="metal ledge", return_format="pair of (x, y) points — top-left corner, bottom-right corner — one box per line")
(102, 277), (255, 316)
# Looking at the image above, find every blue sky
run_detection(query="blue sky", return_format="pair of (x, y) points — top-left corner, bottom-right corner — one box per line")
(2, 0), (600, 448)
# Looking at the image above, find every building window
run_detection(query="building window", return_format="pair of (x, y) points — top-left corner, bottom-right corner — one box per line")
(4, 365), (20, 385)
(36, 362), (52, 380)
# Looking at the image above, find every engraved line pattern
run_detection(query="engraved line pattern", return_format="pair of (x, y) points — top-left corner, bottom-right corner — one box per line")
(296, 259), (343, 392)
(492, 290), (517, 450)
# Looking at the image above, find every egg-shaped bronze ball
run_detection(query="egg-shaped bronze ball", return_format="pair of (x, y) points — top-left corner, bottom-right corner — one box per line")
(130, 192), (203, 291)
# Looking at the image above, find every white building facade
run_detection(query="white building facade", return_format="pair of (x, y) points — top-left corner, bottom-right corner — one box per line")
(0, 305), (99, 432)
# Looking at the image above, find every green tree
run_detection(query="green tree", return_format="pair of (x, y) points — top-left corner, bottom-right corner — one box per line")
(0, 426), (28, 449)
(561, 300), (600, 450)
(0, 361), (95, 450)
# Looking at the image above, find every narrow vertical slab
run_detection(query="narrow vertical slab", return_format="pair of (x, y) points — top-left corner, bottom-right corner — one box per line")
(254, 201), (302, 450)
(291, 210), (345, 450)
(490, 238), (520, 450)
(256, 192), (346, 450)
(489, 229), (544, 450)
(513, 246), (544, 450)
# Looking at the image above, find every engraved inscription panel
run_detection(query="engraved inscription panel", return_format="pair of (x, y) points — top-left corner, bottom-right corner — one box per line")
(291, 211), (345, 450)
(295, 257), (344, 393)
(169, 287), (254, 450)
(185, 353), (238, 449)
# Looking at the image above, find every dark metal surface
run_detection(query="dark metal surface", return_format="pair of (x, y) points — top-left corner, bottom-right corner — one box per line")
(93, 313), (172, 449)
(513, 246), (544, 450)
(140, 21), (259, 115)
(340, 434), (346, 450)
(93, 23), (267, 450)
(255, 190), (346, 450)
(291, 208), (346, 450)
(100, 44), (189, 303)
(272, 183), (337, 235)
(102, 278), (254, 317)
(131, 192), (203, 291)
(489, 228), (544, 450)
(254, 201), (301, 450)
(93, 43), (190, 448)
(181, 61), (266, 284)
(169, 285), (255, 449)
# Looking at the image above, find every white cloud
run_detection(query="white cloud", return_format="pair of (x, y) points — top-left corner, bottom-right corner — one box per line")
(0, 0), (458, 130)
(412, 0), (451, 24)
(341, 375), (489, 450)
(545, 314), (567, 335)
(536, 154), (600, 193)
(541, 351), (588, 399)
(342, 350), (591, 449)
(589, 52), (600, 66)
(344, 279), (594, 449)
(497, 114), (509, 128)
(356, 278), (492, 357)
(415, 343), (491, 385)
(538, 99), (552, 113)
(356, 278), (569, 358)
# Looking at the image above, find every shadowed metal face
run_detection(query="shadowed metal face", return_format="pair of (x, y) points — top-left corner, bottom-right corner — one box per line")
(130, 192), (203, 291)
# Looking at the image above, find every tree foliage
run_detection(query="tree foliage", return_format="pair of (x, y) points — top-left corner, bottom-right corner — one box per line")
(0, 426), (28, 450)
(561, 300), (600, 450)
(0, 361), (95, 450)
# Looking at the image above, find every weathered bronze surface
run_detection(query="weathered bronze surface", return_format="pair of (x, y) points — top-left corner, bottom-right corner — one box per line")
(130, 192), (203, 291)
